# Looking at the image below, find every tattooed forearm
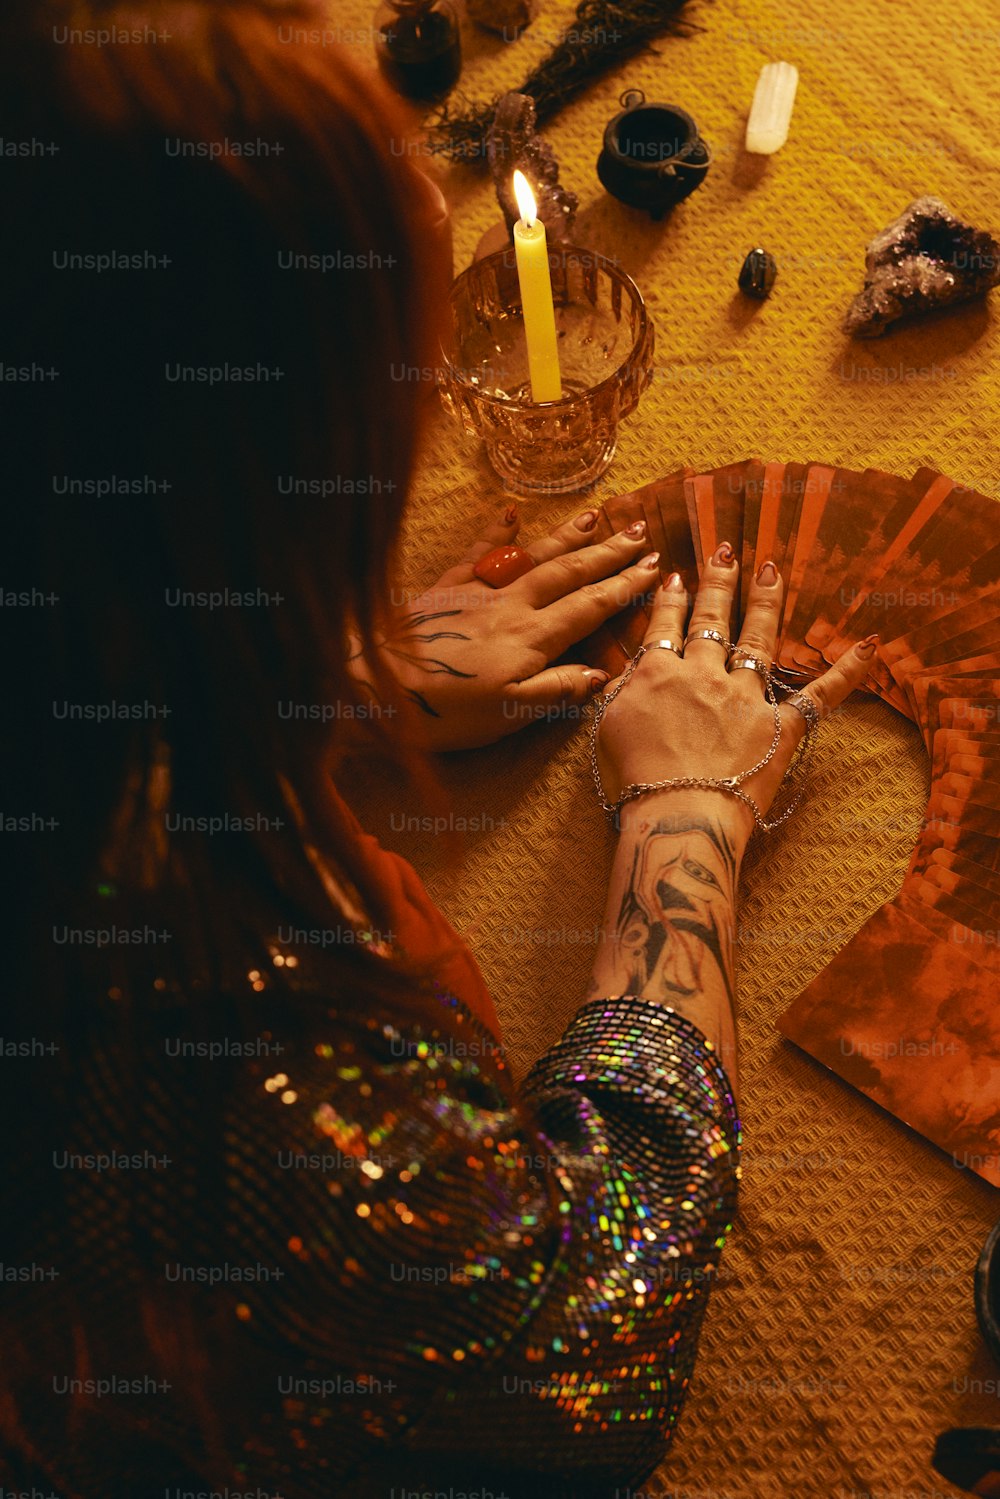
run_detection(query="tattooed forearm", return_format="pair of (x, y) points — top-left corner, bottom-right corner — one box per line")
(589, 805), (742, 1087)
(612, 815), (737, 1004)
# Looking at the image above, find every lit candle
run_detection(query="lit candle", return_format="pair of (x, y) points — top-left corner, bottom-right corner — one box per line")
(512, 169), (563, 403)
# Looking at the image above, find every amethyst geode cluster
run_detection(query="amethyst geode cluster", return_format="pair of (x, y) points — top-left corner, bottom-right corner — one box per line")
(487, 92), (578, 241)
(845, 196), (1000, 337)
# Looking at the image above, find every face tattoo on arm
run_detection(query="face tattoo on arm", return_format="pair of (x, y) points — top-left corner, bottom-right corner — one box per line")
(610, 814), (739, 1007)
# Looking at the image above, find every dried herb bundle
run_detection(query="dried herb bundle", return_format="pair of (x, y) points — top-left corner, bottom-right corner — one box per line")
(429, 0), (701, 164)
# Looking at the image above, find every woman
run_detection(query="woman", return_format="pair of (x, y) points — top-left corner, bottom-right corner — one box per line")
(0, 3), (875, 1495)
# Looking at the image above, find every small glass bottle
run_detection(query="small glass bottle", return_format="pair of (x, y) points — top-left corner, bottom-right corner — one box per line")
(374, 0), (462, 104)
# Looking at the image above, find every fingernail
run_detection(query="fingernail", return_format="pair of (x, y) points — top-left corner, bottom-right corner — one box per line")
(663, 571), (684, 592)
(503, 504), (517, 525)
(856, 632), (879, 659)
(625, 520), (646, 538)
(585, 670), (609, 694)
(574, 509), (598, 531)
(712, 542), (735, 566)
(756, 560), (778, 586)
(640, 551), (661, 570)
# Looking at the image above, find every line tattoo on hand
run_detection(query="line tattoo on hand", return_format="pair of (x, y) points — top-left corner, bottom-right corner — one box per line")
(347, 611), (479, 720)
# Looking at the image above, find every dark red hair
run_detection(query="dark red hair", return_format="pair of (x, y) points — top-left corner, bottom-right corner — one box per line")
(2, 0), (455, 982)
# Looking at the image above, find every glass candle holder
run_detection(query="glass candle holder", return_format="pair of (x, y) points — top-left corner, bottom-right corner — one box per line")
(439, 245), (654, 493)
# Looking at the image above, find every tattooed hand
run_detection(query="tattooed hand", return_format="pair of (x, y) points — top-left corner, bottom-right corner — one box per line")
(347, 505), (662, 752)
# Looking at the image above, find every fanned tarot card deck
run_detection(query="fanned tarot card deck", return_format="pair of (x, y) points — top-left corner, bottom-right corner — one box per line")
(582, 460), (1000, 1187)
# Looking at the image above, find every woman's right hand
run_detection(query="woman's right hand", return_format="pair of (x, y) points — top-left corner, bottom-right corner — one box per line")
(595, 541), (879, 839)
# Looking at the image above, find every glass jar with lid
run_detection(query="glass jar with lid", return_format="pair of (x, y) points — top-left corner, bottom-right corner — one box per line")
(374, 0), (461, 103)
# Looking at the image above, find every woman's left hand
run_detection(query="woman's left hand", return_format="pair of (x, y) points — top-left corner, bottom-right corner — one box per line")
(349, 503), (662, 751)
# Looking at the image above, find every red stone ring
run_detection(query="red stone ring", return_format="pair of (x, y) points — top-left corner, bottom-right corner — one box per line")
(472, 544), (537, 589)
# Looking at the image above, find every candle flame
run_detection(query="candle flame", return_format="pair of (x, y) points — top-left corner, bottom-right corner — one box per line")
(512, 169), (537, 227)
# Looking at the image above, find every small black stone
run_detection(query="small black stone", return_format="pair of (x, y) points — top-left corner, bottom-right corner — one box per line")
(738, 247), (777, 300)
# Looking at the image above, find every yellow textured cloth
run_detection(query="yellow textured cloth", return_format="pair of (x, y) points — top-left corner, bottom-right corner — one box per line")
(338, 0), (1000, 1493)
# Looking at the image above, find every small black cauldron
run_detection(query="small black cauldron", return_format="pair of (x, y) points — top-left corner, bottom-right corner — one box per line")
(597, 89), (711, 220)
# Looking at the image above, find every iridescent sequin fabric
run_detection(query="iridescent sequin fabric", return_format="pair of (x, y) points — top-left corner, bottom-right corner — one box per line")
(4, 979), (739, 1497)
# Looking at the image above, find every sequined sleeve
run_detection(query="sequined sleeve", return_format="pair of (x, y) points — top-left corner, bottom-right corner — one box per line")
(242, 991), (740, 1494)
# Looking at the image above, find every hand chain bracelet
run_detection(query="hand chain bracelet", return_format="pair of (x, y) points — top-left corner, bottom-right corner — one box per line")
(588, 640), (819, 833)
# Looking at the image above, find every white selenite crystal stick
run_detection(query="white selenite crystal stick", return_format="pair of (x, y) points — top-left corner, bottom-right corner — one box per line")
(745, 61), (799, 154)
